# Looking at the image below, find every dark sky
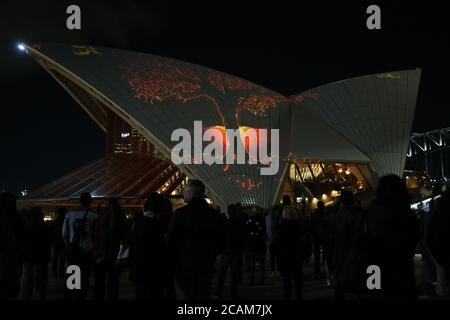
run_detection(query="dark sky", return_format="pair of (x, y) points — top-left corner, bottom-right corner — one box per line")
(1, 0), (449, 193)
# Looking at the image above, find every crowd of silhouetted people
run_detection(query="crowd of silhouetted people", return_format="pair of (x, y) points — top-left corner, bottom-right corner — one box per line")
(1, 174), (450, 300)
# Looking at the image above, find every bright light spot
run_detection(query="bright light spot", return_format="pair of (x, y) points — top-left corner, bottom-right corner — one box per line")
(338, 168), (343, 173)
(322, 193), (328, 201)
(17, 43), (26, 52)
(345, 169), (351, 175)
(121, 132), (130, 138)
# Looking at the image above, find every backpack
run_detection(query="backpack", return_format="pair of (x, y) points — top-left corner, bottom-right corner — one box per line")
(73, 210), (94, 254)
(246, 215), (265, 252)
(65, 209), (93, 262)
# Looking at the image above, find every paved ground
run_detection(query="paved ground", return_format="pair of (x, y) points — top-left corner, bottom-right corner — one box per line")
(43, 254), (444, 300)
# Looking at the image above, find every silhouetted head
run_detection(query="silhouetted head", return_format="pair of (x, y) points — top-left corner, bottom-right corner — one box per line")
(282, 195), (291, 206)
(376, 174), (409, 208)
(317, 201), (325, 210)
(144, 192), (164, 214)
(340, 190), (355, 207)
(183, 179), (206, 203)
(80, 192), (92, 208)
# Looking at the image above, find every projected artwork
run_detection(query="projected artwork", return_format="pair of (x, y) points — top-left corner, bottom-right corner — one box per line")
(24, 43), (421, 209)
(72, 45), (102, 56)
(120, 57), (284, 130)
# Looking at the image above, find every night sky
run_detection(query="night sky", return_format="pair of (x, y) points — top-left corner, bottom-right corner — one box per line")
(1, 0), (449, 193)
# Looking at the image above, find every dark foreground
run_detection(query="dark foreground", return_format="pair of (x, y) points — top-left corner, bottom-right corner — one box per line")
(41, 255), (445, 301)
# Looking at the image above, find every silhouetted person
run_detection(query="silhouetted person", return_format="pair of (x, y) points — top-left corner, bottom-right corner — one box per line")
(215, 204), (247, 299)
(62, 192), (98, 300)
(52, 207), (66, 278)
(158, 197), (176, 300)
(281, 195), (294, 216)
(283, 196), (309, 264)
(0, 192), (21, 299)
(130, 193), (167, 300)
(277, 204), (304, 300)
(267, 205), (283, 278)
(426, 188), (450, 296)
(333, 190), (360, 300)
(422, 199), (437, 285)
(367, 175), (419, 299)
(114, 209), (133, 299)
(20, 207), (52, 300)
(322, 203), (337, 285)
(93, 198), (124, 300)
(235, 202), (248, 284)
(311, 201), (325, 279)
(0, 192), (25, 262)
(246, 208), (266, 285)
(168, 180), (224, 300)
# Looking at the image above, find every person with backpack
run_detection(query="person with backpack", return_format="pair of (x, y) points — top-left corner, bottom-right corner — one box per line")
(245, 208), (266, 286)
(62, 192), (98, 300)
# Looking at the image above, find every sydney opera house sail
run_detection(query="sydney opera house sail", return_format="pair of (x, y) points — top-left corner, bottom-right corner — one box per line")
(22, 43), (421, 209)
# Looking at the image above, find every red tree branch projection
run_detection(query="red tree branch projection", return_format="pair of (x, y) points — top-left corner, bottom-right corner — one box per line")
(120, 57), (285, 175)
(121, 57), (226, 126)
(237, 94), (283, 117)
(206, 71), (284, 123)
